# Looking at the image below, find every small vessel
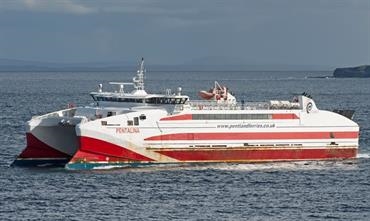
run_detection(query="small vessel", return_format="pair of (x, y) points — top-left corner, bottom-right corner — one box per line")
(13, 58), (359, 169)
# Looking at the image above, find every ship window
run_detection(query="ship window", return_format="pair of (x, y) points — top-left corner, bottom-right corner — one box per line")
(134, 117), (139, 126)
(192, 114), (271, 120)
(127, 120), (133, 126)
(107, 111), (116, 117)
(143, 97), (189, 105)
(139, 114), (146, 120)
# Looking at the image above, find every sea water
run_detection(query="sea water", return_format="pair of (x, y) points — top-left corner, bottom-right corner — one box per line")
(0, 71), (369, 220)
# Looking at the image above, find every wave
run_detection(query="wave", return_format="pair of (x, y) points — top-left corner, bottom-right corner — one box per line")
(113, 161), (358, 173)
(88, 158), (364, 173)
(190, 161), (359, 172)
(357, 153), (370, 159)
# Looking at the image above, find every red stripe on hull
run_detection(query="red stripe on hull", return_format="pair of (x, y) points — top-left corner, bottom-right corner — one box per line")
(272, 113), (299, 119)
(156, 147), (357, 161)
(69, 149), (138, 163)
(145, 131), (358, 141)
(77, 136), (153, 162)
(18, 133), (70, 158)
(160, 114), (193, 121)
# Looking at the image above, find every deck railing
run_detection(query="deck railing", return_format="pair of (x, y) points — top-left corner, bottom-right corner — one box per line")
(184, 100), (300, 111)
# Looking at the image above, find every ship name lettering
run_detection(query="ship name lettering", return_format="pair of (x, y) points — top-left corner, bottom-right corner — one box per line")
(116, 127), (140, 133)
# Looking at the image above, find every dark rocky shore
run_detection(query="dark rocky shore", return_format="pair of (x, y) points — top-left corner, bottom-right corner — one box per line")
(334, 65), (370, 78)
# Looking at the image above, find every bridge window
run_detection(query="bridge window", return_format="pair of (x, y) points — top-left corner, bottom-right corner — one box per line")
(134, 117), (139, 126)
(94, 96), (188, 104)
(107, 111), (116, 117)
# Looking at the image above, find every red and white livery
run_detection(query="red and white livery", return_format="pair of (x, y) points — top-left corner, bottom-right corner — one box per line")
(13, 58), (359, 169)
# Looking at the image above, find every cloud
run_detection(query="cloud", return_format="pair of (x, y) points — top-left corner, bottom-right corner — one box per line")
(0, 0), (96, 14)
(0, 0), (197, 15)
(154, 16), (214, 28)
(1, 0), (369, 15)
(100, 1), (198, 15)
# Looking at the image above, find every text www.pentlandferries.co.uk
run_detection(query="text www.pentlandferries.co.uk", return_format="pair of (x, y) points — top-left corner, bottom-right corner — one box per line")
(217, 123), (275, 129)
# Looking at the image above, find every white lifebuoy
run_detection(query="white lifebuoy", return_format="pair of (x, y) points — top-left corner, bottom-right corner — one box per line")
(306, 102), (313, 113)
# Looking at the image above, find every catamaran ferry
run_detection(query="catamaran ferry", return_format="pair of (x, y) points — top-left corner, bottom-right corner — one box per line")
(13, 58), (359, 169)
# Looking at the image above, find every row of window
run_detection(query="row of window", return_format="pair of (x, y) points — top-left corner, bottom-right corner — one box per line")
(192, 114), (272, 120)
(93, 96), (188, 105)
(146, 97), (188, 104)
(127, 114), (146, 126)
(127, 117), (139, 126)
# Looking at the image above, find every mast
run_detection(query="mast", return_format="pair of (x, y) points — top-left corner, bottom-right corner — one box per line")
(133, 57), (145, 91)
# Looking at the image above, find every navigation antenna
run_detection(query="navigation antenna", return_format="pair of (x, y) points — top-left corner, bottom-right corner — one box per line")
(133, 57), (145, 91)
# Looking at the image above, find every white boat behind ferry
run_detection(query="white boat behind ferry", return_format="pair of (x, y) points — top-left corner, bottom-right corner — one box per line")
(13, 58), (359, 169)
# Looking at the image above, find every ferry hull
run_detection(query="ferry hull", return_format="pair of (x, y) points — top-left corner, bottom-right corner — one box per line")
(65, 136), (358, 170)
(16, 58), (361, 171)
(12, 133), (72, 167)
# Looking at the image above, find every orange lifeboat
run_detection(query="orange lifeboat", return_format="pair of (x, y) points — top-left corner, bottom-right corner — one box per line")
(198, 89), (215, 100)
(198, 81), (228, 101)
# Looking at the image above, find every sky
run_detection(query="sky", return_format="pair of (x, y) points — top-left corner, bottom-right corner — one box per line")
(0, 0), (369, 67)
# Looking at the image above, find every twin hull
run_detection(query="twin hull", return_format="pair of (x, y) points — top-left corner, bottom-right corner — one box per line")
(13, 114), (81, 166)
(14, 108), (359, 169)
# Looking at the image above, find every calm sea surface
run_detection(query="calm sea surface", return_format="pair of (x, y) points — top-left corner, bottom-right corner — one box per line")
(0, 71), (369, 220)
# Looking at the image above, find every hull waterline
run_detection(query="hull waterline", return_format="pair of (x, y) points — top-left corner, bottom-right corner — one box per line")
(65, 136), (358, 170)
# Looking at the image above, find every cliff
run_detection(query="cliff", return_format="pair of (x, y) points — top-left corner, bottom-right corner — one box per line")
(333, 65), (370, 78)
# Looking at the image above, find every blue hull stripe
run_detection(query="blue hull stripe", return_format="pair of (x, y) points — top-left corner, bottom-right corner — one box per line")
(11, 158), (70, 167)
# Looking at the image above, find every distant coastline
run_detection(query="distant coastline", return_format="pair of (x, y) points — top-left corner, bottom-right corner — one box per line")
(0, 58), (332, 72)
(333, 65), (370, 78)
